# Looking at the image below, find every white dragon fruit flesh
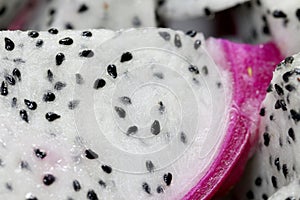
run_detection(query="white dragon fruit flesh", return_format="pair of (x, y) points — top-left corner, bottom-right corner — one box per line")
(156, 0), (249, 20)
(0, 28), (281, 199)
(234, 53), (300, 199)
(268, 178), (300, 200)
(0, 0), (29, 29)
(13, 0), (156, 31)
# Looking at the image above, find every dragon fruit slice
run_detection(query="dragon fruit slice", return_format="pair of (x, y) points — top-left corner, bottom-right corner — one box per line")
(19, 0), (156, 31)
(233, 53), (300, 199)
(0, 28), (281, 199)
(0, 0), (28, 29)
(268, 179), (300, 200)
(157, 0), (249, 20)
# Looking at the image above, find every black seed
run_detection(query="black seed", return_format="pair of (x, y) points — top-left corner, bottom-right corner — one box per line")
(20, 160), (29, 169)
(85, 149), (98, 159)
(263, 132), (270, 146)
(271, 176), (278, 188)
(174, 34), (182, 48)
(274, 157), (281, 171)
(145, 160), (155, 172)
(0, 81), (8, 96)
(11, 97), (17, 108)
(273, 10), (287, 18)
(56, 53), (65, 66)
(267, 84), (273, 92)
(48, 28), (58, 34)
(87, 190), (98, 200)
(114, 106), (126, 118)
(82, 31), (92, 37)
(153, 72), (164, 79)
(158, 101), (165, 113)
(274, 84), (284, 96)
(98, 179), (106, 188)
(246, 190), (254, 199)
(75, 73), (84, 84)
(93, 79), (106, 89)
(47, 69), (53, 82)
(217, 82), (222, 88)
(4, 74), (15, 85)
(262, 24), (270, 35)
(68, 100), (79, 110)
(285, 197), (296, 200)
(194, 40), (201, 50)
(107, 64), (117, 78)
(54, 81), (66, 90)
(127, 126), (138, 135)
(79, 50), (94, 58)
(288, 128), (295, 141)
(78, 4), (88, 13)
(49, 8), (56, 16)
(43, 92), (56, 102)
(204, 7), (211, 16)
(262, 194), (268, 200)
(294, 68), (300, 74)
(151, 120), (161, 135)
(4, 37), (15, 51)
(142, 182), (151, 194)
(285, 56), (294, 64)
(164, 173), (172, 186)
(275, 100), (281, 109)
(259, 108), (265, 116)
(255, 177), (262, 186)
(45, 112), (60, 122)
(282, 71), (293, 82)
(180, 132), (187, 144)
(12, 68), (21, 81)
(296, 9), (300, 21)
(43, 174), (56, 186)
(290, 109), (300, 122)
(188, 65), (199, 74)
(0, 5), (6, 16)
(156, 185), (164, 193)
(6, 183), (12, 191)
(34, 148), (47, 159)
(20, 109), (29, 123)
(65, 23), (74, 29)
(24, 99), (37, 110)
(269, 114), (274, 121)
(285, 84), (295, 92)
(132, 16), (141, 27)
(28, 31), (39, 38)
(120, 52), (133, 62)
(101, 165), (112, 174)
(59, 37), (73, 45)
(119, 96), (131, 105)
(36, 39), (44, 47)
(73, 180), (81, 192)
(158, 31), (170, 41)
(282, 164), (288, 178)
(186, 30), (197, 37)
(279, 137), (283, 146)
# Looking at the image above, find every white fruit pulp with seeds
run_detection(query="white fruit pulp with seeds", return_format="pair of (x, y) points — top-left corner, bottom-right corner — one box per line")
(0, 28), (230, 199)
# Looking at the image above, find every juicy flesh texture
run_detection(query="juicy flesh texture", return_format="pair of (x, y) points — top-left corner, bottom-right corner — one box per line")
(13, 0), (156, 31)
(0, 28), (227, 200)
(157, 0), (249, 20)
(234, 53), (300, 200)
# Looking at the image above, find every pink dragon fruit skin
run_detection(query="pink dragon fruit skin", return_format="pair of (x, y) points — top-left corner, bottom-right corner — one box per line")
(184, 39), (283, 199)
